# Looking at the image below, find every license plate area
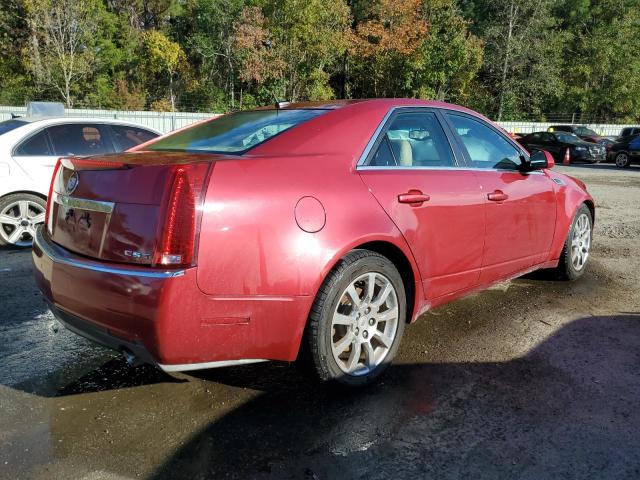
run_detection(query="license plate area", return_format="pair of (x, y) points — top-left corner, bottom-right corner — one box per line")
(51, 193), (114, 258)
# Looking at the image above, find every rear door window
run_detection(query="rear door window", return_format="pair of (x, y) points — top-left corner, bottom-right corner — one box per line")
(110, 125), (158, 151)
(368, 111), (456, 167)
(14, 130), (53, 156)
(47, 124), (115, 156)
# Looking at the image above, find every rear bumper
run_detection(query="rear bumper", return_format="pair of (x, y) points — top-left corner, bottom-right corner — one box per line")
(32, 227), (311, 370)
(48, 302), (157, 365)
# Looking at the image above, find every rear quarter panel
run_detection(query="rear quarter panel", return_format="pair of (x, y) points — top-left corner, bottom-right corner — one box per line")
(196, 154), (419, 299)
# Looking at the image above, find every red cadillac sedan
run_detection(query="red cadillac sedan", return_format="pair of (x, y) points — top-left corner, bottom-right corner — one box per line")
(33, 99), (594, 386)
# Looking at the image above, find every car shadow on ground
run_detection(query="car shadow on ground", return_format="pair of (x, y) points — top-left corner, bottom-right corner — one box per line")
(2, 266), (578, 398)
(0, 260), (608, 399)
(144, 313), (640, 480)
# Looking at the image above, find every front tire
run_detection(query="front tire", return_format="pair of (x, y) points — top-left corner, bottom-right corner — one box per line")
(556, 204), (592, 281)
(0, 193), (46, 247)
(615, 152), (631, 168)
(306, 250), (406, 386)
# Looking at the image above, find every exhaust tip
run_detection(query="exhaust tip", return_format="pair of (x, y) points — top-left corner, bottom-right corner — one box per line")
(121, 348), (141, 367)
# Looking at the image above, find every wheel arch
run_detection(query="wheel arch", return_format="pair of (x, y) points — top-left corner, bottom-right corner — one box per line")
(353, 241), (417, 324)
(313, 236), (423, 326)
(583, 198), (595, 225)
(548, 189), (595, 262)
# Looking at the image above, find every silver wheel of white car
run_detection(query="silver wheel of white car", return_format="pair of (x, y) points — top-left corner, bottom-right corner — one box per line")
(0, 194), (46, 247)
(331, 272), (400, 376)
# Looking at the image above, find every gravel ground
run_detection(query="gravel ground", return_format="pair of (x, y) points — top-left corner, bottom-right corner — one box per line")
(0, 164), (639, 480)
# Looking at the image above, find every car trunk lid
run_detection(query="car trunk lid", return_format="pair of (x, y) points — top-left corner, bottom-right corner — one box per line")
(46, 152), (221, 266)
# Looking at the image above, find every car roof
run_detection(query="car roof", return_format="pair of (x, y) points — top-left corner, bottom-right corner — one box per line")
(3, 116), (161, 132)
(253, 98), (483, 115)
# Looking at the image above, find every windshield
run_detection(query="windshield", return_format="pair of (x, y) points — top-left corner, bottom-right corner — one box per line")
(577, 127), (597, 136)
(146, 109), (327, 154)
(0, 119), (27, 136)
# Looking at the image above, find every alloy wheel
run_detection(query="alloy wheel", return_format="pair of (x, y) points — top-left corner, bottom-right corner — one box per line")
(330, 272), (399, 376)
(615, 153), (629, 167)
(0, 199), (45, 247)
(570, 213), (591, 271)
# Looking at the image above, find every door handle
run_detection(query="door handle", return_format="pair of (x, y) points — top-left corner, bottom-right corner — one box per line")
(487, 190), (508, 202)
(398, 190), (430, 205)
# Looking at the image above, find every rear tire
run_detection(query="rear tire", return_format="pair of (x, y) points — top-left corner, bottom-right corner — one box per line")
(0, 193), (46, 248)
(306, 250), (406, 387)
(615, 152), (631, 168)
(556, 204), (592, 281)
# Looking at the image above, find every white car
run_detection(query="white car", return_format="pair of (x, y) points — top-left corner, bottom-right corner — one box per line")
(0, 117), (160, 247)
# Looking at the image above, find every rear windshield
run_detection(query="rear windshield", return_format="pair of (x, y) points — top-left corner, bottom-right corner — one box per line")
(145, 109), (327, 154)
(0, 119), (27, 136)
(555, 132), (580, 143)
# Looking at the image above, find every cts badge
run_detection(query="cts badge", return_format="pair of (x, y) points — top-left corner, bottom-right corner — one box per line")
(124, 250), (152, 261)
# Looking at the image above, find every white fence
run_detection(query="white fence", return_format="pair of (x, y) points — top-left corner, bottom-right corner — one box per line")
(499, 121), (635, 137)
(0, 105), (636, 136)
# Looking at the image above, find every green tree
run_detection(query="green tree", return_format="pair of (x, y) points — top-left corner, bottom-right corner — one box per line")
(24, 0), (106, 107)
(556, 0), (640, 121)
(412, 0), (483, 103)
(233, 0), (351, 103)
(174, 0), (246, 111)
(0, 0), (35, 104)
(461, 0), (565, 120)
(143, 29), (189, 111)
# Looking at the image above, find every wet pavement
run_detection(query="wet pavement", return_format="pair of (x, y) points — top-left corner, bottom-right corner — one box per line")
(1, 165), (639, 479)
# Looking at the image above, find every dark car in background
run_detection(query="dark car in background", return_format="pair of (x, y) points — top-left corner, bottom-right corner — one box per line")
(549, 125), (605, 144)
(608, 134), (640, 168)
(519, 131), (606, 164)
(618, 127), (640, 139)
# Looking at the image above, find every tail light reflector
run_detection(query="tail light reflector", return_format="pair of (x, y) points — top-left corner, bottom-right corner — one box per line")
(153, 163), (211, 268)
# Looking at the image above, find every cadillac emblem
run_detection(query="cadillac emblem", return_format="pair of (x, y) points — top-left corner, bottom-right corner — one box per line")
(66, 172), (79, 194)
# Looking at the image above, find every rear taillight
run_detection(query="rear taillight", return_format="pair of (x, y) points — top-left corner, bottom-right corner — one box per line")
(45, 159), (62, 235)
(153, 163), (211, 268)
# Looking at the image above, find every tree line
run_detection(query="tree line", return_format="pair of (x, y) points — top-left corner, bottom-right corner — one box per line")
(0, 0), (639, 122)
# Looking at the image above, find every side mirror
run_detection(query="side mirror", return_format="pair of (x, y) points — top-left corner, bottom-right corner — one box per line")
(528, 149), (554, 170)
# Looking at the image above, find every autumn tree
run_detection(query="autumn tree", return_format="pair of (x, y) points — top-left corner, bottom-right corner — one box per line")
(348, 0), (427, 98)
